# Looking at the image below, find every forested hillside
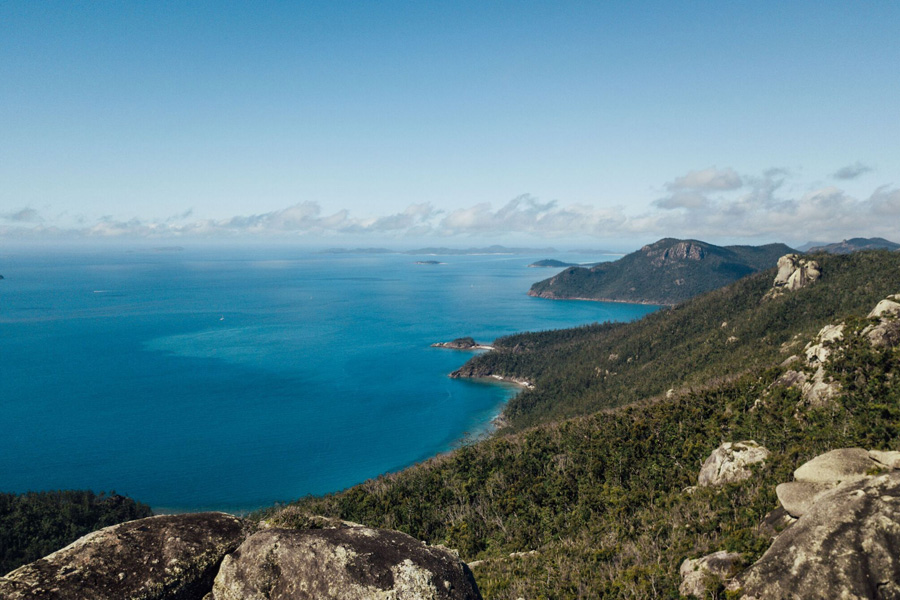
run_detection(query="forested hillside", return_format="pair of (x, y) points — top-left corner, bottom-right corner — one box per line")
(263, 250), (900, 599)
(463, 250), (900, 429)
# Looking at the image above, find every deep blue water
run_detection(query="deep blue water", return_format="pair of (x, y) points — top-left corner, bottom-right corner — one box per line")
(0, 247), (657, 512)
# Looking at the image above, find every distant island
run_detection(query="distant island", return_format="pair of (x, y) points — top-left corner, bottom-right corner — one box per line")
(322, 245), (558, 256)
(431, 337), (494, 350)
(528, 259), (577, 268)
(527, 259), (605, 268)
(807, 237), (900, 254)
(528, 238), (794, 305)
(415, 260), (444, 265)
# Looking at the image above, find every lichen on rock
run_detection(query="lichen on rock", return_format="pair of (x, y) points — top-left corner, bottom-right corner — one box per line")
(732, 470), (900, 599)
(211, 526), (481, 600)
(0, 512), (249, 600)
(679, 551), (743, 598)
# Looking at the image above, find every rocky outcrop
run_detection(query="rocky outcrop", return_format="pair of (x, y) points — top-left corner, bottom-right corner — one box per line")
(778, 293), (900, 410)
(863, 293), (900, 348)
(679, 551), (743, 598)
(764, 254), (821, 299)
(793, 447), (875, 484)
(775, 448), (893, 518)
(774, 480), (834, 518)
(732, 470), (900, 599)
(0, 513), (249, 600)
(432, 337), (492, 350)
(868, 295), (900, 319)
(803, 323), (844, 365)
(777, 323), (844, 408)
(647, 240), (706, 267)
(211, 527), (482, 600)
(697, 441), (770, 487)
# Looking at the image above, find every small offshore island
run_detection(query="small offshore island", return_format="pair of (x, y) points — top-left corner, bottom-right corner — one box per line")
(431, 336), (494, 350)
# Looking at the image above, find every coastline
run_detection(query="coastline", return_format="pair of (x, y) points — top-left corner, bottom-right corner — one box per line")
(528, 292), (672, 306)
(451, 373), (533, 447)
(431, 343), (495, 350)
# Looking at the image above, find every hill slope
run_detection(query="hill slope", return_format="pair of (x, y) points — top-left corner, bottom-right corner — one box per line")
(271, 250), (900, 599)
(807, 237), (900, 254)
(469, 250), (900, 429)
(528, 238), (793, 305)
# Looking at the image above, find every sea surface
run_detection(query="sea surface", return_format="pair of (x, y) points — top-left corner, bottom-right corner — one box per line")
(0, 246), (658, 512)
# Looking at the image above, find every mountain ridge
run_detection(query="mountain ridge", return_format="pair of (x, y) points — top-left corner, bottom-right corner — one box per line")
(807, 236), (900, 254)
(528, 238), (794, 305)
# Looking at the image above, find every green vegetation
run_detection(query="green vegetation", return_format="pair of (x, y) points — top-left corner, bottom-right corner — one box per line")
(260, 249), (900, 599)
(465, 250), (900, 430)
(528, 238), (793, 305)
(0, 490), (152, 575)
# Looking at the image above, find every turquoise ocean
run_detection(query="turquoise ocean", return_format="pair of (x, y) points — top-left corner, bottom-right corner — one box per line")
(0, 247), (657, 512)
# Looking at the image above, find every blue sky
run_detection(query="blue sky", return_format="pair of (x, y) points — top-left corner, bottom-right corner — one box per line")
(1, 1), (898, 248)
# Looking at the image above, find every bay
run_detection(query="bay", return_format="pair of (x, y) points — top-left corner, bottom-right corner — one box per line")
(0, 247), (657, 512)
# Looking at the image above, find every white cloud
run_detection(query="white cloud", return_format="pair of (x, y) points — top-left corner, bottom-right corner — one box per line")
(439, 195), (627, 236)
(2, 166), (898, 244)
(666, 167), (743, 191)
(654, 191), (710, 210)
(869, 186), (900, 216)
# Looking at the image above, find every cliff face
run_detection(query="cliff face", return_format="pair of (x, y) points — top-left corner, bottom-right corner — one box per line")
(528, 238), (793, 305)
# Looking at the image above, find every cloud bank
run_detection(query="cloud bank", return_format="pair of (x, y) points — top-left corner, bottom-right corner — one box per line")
(3, 168), (898, 244)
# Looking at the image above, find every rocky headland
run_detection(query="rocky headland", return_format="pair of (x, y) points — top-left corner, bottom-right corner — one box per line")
(431, 337), (494, 351)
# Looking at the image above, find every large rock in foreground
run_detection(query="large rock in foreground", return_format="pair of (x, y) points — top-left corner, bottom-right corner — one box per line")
(0, 512), (248, 600)
(776, 448), (888, 518)
(733, 471), (900, 599)
(212, 527), (481, 600)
